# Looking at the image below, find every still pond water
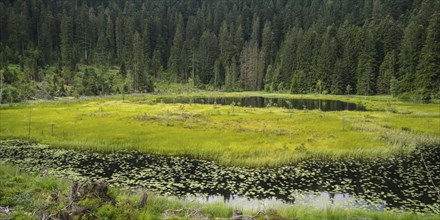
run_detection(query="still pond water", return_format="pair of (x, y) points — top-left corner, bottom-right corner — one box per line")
(1, 140), (438, 213)
(155, 96), (366, 111)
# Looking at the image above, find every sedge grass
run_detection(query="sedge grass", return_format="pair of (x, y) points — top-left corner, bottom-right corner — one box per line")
(0, 93), (439, 167)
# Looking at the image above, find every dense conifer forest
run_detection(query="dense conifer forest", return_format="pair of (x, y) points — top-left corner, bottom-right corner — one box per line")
(0, 0), (439, 102)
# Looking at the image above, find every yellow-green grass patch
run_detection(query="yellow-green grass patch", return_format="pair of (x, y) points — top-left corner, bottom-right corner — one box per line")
(1, 94), (439, 167)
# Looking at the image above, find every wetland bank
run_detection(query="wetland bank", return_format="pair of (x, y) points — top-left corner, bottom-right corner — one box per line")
(1, 92), (439, 167)
(1, 140), (439, 214)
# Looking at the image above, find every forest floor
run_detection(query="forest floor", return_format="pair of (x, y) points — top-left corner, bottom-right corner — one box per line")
(0, 92), (439, 167)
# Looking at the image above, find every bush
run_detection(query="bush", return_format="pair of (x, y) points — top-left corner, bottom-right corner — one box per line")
(97, 204), (120, 219)
(115, 200), (139, 220)
(77, 197), (103, 210)
(1, 85), (21, 103)
(397, 89), (433, 103)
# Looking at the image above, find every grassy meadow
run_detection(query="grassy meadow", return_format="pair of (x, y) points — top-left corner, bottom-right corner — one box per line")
(1, 92), (439, 167)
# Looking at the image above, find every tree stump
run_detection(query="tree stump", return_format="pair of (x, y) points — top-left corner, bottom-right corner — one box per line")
(232, 210), (243, 220)
(139, 191), (148, 208)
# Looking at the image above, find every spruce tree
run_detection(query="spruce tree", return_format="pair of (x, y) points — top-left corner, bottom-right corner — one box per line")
(377, 51), (397, 94)
(168, 14), (184, 82)
(416, 12), (440, 100)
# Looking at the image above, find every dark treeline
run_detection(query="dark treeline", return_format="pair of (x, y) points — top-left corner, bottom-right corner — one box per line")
(0, 0), (439, 102)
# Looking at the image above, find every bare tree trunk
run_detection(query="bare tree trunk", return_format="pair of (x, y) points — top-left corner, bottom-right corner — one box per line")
(0, 72), (3, 104)
(192, 53), (195, 87)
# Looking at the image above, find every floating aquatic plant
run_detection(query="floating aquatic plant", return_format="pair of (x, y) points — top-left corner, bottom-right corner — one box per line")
(0, 140), (438, 213)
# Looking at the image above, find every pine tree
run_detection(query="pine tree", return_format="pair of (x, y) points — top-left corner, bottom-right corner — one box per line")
(356, 53), (377, 95)
(198, 31), (219, 84)
(115, 15), (125, 61)
(76, 4), (91, 63)
(151, 49), (163, 80)
(331, 59), (344, 95)
(213, 59), (222, 87)
(278, 27), (300, 87)
(142, 23), (152, 68)
(96, 31), (108, 65)
(290, 69), (307, 94)
(131, 31), (144, 92)
(219, 21), (234, 67)
(377, 51), (397, 94)
(317, 26), (337, 93)
(356, 23), (378, 95)
(167, 14), (184, 82)
(234, 24), (244, 59)
(106, 15), (116, 63)
(398, 13), (427, 93)
(82, 68), (98, 96)
(39, 8), (55, 64)
(60, 14), (73, 69)
(416, 12), (440, 100)
(7, 10), (29, 55)
(123, 16), (136, 68)
(0, 3), (7, 43)
(337, 23), (361, 94)
(240, 41), (259, 90)
(261, 21), (275, 69)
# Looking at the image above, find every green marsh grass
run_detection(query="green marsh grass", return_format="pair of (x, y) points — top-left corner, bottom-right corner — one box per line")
(1, 93), (439, 167)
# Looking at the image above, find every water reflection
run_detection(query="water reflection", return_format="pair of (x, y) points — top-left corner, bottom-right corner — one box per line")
(156, 96), (366, 111)
(1, 141), (438, 213)
(185, 192), (386, 211)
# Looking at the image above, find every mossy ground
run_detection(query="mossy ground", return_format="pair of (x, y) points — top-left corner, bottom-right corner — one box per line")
(1, 92), (439, 167)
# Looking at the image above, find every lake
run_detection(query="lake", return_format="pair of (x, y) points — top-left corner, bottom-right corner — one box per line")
(155, 96), (366, 111)
(1, 140), (438, 212)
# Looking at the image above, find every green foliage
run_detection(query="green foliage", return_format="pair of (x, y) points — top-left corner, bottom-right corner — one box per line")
(201, 202), (233, 218)
(77, 197), (103, 211)
(390, 76), (399, 97)
(0, 0), (437, 100)
(416, 12), (440, 100)
(1, 85), (20, 103)
(0, 165), (69, 217)
(97, 204), (120, 219)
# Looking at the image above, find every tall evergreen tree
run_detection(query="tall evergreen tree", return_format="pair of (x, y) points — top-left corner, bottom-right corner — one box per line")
(60, 14), (73, 69)
(131, 31), (144, 92)
(106, 15), (116, 63)
(356, 26), (378, 95)
(277, 27), (300, 88)
(96, 31), (108, 65)
(261, 21), (275, 69)
(168, 14), (184, 82)
(377, 51), (397, 94)
(115, 15), (125, 61)
(398, 9), (429, 93)
(317, 26), (337, 93)
(198, 31), (219, 84)
(416, 12), (440, 99)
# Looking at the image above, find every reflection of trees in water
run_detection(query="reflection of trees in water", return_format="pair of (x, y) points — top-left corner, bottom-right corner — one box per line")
(1, 141), (438, 212)
(158, 97), (365, 111)
(329, 192), (335, 204)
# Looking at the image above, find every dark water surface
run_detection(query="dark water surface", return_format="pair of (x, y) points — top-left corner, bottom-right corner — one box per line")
(0, 140), (439, 212)
(155, 96), (366, 111)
